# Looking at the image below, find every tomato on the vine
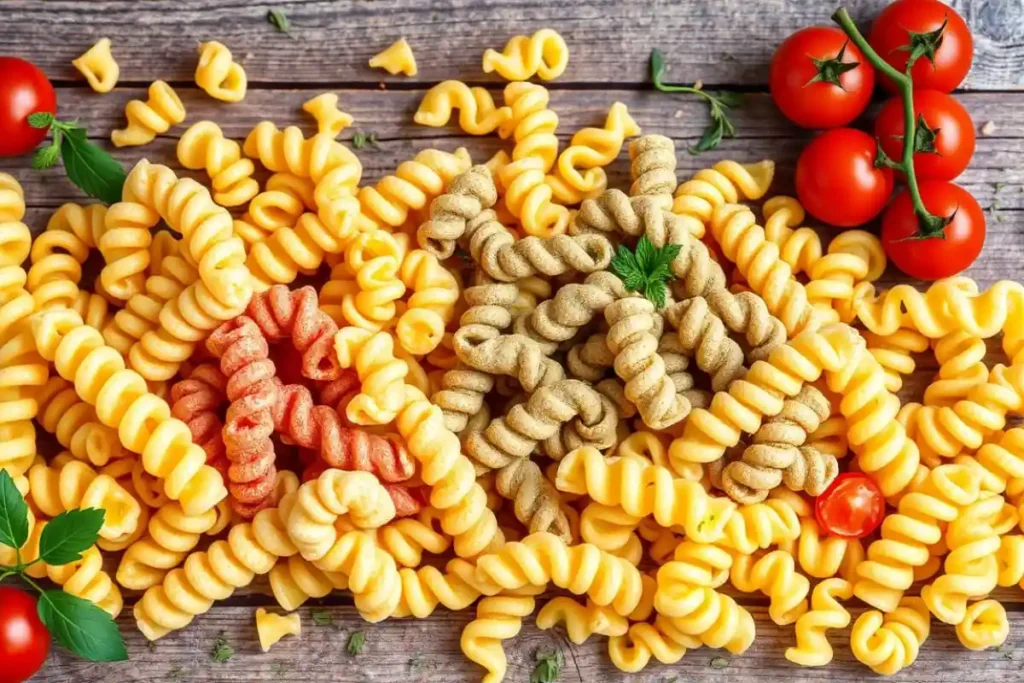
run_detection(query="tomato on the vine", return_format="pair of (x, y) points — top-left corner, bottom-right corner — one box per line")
(874, 90), (975, 181)
(795, 128), (894, 228)
(815, 473), (885, 539)
(770, 26), (875, 129)
(881, 180), (984, 280)
(0, 586), (50, 683)
(868, 0), (973, 93)
(0, 57), (56, 158)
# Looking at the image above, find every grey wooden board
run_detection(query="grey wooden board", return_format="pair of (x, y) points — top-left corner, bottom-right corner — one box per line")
(2, 0), (1024, 89)
(8, 0), (1024, 680)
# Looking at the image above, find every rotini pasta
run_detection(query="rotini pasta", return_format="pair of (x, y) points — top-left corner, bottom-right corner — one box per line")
(850, 597), (930, 676)
(785, 578), (852, 667)
(482, 29), (569, 81)
(461, 594), (537, 683)
(415, 81), (512, 136)
(195, 41), (247, 103)
(28, 459), (142, 543)
(177, 121), (259, 207)
(111, 81), (186, 147)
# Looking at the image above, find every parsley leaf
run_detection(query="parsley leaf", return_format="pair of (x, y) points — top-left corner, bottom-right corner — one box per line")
(531, 648), (564, 683)
(311, 608), (333, 626)
(352, 131), (380, 150)
(609, 236), (679, 308)
(211, 636), (234, 662)
(346, 630), (366, 655)
(267, 8), (291, 33)
(710, 656), (730, 669)
(650, 48), (741, 154)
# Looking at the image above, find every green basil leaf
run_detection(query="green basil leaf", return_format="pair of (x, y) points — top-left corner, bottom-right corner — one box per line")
(621, 270), (646, 293)
(635, 235), (656, 275)
(37, 590), (128, 662)
(59, 129), (126, 205)
(0, 469), (29, 550)
(645, 281), (668, 310)
(649, 49), (666, 88)
(689, 118), (725, 155)
(39, 508), (104, 566)
(609, 244), (640, 284)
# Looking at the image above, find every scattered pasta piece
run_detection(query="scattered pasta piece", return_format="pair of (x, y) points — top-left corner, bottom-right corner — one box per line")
(303, 93), (354, 137)
(195, 40), (247, 103)
(255, 608), (301, 652)
(72, 38), (119, 93)
(482, 29), (569, 81)
(369, 38), (418, 76)
(111, 80), (186, 147)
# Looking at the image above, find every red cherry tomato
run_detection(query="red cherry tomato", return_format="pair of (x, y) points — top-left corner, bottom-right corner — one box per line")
(795, 128), (895, 228)
(815, 473), (885, 539)
(0, 587), (50, 683)
(770, 26), (875, 129)
(881, 180), (985, 280)
(0, 57), (57, 158)
(874, 90), (975, 181)
(868, 0), (973, 93)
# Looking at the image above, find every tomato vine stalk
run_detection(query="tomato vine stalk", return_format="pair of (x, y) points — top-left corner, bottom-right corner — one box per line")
(832, 7), (952, 238)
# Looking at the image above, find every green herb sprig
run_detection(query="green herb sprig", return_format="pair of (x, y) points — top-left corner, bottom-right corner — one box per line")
(0, 469), (127, 662)
(346, 630), (366, 655)
(267, 8), (291, 34)
(211, 636), (234, 662)
(650, 49), (742, 154)
(352, 131), (380, 150)
(609, 235), (682, 309)
(530, 648), (564, 683)
(311, 608), (334, 626)
(27, 113), (127, 205)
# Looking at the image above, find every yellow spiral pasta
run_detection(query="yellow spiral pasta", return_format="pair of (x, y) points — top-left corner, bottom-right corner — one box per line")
(27, 203), (107, 295)
(338, 233), (408, 331)
(333, 328), (409, 425)
(97, 200), (157, 301)
(356, 147), (472, 233)
(397, 250), (460, 355)
(653, 541), (755, 653)
(392, 558), (501, 619)
(268, 554), (344, 611)
(117, 500), (232, 590)
(286, 469), (397, 561)
(607, 613), (702, 672)
(863, 329), (929, 393)
(35, 376), (125, 467)
(482, 29), (569, 82)
(27, 459), (141, 542)
(496, 82), (567, 237)
(921, 495), (1002, 625)
(672, 161), (774, 239)
(716, 497), (802, 555)
(124, 160), (250, 309)
(785, 578), (852, 667)
(302, 93), (354, 137)
(12, 513), (124, 618)
(853, 463), (982, 613)
(545, 102), (641, 204)
(111, 80), (186, 147)
(710, 203), (822, 336)
(474, 531), (642, 616)
(177, 121), (259, 207)
(32, 309), (228, 516)
(194, 41), (247, 103)
(555, 447), (735, 543)
(72, 37), (119, 93)
(536, 596), (628, 644)
(396, 386), (502, 558)
(729, 549), (809, 625)
(925, 331), (989, 407)
(134, 500), (296, 640)
(461, 594), (537, 683)
(961, 426), (1024, 496)
(779, 517), (864, 580)
(0, 173), (25, 224)
(955, 599), (1008, 651)
(579, 502), (643, 564)
(375, 507), (451, 568)
(368, 38), (418, 76)
(414, 81), (512, 135)
(850, 597), (930, 676)
(102, 253), (198, 356)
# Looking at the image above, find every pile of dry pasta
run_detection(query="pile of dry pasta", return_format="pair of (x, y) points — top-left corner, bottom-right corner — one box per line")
(4, 27), (1024, 679)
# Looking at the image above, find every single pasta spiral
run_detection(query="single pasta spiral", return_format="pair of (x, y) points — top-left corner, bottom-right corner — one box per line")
(333, 327), (409, 425)
(32, 309), (228, 516)
(97, 199), (158, 301)
(924, 331), (989, 406)
(414, 81), (512, 136)
(536, 596), (628, 645)
(607, 614), (702, 672)
(664, 296), (746, 392)
(111, 80), (186, 147)
(0, 173), (25, 223)
(417, 164), (497, 259)
(194, 41), (247, 103)
(27, 203), (107, 301)
(785, 578), (853, 667)
(956, 599), (1009, 651)
(374, 508), (451, 568)
(177, 121), (258, 207)
(629, 134), (678, 202)
(779, 518), (864, 580)
(461, 595), (536, 683)
(35, 376), (125, 467)
(28, 459), (141, 542)
(850, 597), (931, 676)
(246, 285), (340, 381)
(729, 549), (810, 625)
(397, 250), (460, 355)
(392, 559), (501, 619)
(482, 29), (569, 81)
(864, 328), (930, 393)
(672, 160), (775, 237)
(716, 497), (802, 554)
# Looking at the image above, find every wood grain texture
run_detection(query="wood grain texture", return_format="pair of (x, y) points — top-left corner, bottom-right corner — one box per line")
(8, 0), (1024, 681)
(2, 0), (1023, 89)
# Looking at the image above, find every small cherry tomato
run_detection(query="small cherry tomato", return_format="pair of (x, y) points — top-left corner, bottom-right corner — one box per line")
(868, 0), (973, 93)
(881, 180), (985, 280)
(770, 26), (875, 129)
(795, 128), (895, 227)
(0, 57), (57, 158)
(0, 586), (51, 683)
(874, 90), (975, 181)
(815, 472), (885, 539)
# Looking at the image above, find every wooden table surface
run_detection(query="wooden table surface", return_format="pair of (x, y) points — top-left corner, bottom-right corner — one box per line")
(4, 0), (1024, 681)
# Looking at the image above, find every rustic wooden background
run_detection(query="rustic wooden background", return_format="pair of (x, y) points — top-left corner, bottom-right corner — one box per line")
(4, 0), (1024, 681)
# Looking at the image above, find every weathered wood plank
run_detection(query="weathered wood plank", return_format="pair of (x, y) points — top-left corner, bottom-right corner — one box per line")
(2, 0), (1022, 90)
(31, 602), (1024, 683)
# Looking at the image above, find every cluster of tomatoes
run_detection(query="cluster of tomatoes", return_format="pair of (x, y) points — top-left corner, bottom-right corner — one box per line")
(769, 0), (984, 281)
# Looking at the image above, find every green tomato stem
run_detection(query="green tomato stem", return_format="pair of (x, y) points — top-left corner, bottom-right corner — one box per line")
(832, 8), (943, 235)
